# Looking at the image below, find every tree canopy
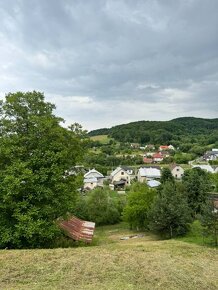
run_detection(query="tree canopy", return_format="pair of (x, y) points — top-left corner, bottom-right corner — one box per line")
(0, 91), (85, 248)
(123, 182), (156, 230)
(149, 182), (192, 238)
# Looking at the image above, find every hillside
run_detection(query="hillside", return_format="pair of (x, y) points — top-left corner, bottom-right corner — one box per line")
(0, 224), (217, 290)
(88, 117), (218, 145)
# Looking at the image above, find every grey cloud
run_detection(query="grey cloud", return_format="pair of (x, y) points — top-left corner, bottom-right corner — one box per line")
(0, 0), (218, 129)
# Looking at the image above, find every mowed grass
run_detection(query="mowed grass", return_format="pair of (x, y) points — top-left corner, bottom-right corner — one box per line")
(90, 135), (112, 144)
(0, 224), (217, 290)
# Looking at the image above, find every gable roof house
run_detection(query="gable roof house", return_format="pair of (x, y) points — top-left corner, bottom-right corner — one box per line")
(169, 164), (184, 179)
(83, 169), (104, 190)
(110, 166), (134, 188)
(159, 145), (175, 151)
(138, 166), (161, 183)
(153, 153), (164, 163)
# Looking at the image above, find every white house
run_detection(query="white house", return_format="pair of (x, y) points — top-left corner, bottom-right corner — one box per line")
(170, 164), (184, 179)
(110, 166), (134, 186)
(138, 167), (161, 183)
(84, 169), (104, 190)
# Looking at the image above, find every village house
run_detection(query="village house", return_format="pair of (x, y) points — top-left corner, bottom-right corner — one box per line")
(153, 152), (164, 163)
(110, 166), (135, 188)
(159, 145), (175, 151)
(203, 149), (218, 161)
(143, 157), (153, 164)
(138, 166), (161, 183)
(83, 169), (104, 190)
(169, 164), (184, 179)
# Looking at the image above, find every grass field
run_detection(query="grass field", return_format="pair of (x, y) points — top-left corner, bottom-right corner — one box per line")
(90, 135), (112, 144)
(0, 223), (217, 290)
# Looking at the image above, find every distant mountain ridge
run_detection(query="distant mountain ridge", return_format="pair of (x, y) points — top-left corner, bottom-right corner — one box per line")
(88, 117), (218, 145)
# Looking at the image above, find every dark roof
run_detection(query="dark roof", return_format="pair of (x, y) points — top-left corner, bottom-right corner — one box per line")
(121, 166), (132, 171)
(114, 180), (126, 186)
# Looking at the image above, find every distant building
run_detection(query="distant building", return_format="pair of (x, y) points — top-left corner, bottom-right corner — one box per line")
(110, 166), (134, 188)
(153, 153), (164, 162)
(138, 166), (161, 183)
(169, 164), (184, 179)
(159, 145), (175, 151)
(203, 150), (218, 161)
(143, 157), (153, 164)
(84, 169), (104, 190)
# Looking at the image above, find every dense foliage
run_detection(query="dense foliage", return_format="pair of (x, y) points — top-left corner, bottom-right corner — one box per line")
(0, 92), (84, 248)
(122, 183), (156, 230)
(75, 188), (125, 225)
(201, 200), (218, 246)
(148, 182), (192, 238)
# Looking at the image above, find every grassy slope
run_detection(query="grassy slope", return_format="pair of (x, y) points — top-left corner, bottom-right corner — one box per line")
(0, 224), (217, 290)
(90, 135), (111, 144)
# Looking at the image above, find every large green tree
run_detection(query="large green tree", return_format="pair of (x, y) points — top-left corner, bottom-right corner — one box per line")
(0, 91), (84, 248)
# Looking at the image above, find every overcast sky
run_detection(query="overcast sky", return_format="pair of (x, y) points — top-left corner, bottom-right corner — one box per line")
(0, 0), (218, 130)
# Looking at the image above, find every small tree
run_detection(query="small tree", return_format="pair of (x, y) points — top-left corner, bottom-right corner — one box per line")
(160, 168), (174, 184)
(182, 168), (211, 216)
(85, 188), (121, 225)
(123, 182), (156, 230)
(149, 182), (192, 238)
(201, 200), (218, 247)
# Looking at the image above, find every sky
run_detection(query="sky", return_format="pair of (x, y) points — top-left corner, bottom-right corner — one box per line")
(0, 0), (218, 131)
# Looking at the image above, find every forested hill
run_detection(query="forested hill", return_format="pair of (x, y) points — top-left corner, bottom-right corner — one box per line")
(88, 117), (218, 145)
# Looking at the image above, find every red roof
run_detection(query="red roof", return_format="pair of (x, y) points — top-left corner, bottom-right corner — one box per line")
(153, 153), (163, 158)
(59, 216), (95, 243)
(143, 157), (153, 163)
(160, 145), (169, 149)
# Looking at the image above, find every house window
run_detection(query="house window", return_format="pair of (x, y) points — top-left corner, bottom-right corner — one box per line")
(121, 172), (124, 175)
(176, 168), (179, 171)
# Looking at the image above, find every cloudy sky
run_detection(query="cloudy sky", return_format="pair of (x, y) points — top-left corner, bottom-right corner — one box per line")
(0, 0), (218, 130)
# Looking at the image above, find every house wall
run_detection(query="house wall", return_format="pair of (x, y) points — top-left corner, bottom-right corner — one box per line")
(84, 181), (98, 190)
(171, 166), (184, 179)
(137, 172), (147, 183)
(112, 170), (131, 185)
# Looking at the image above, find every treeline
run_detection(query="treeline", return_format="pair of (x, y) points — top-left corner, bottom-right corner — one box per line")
(89, 117), (218, 146)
